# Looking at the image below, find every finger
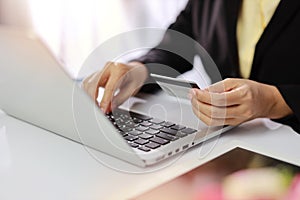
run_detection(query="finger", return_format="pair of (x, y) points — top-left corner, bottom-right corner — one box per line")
(100, 72), (126, 113)
(191, 95), (246, 119)
(111, 84), (136, 110)
(100, 75), (123, 113)
(111, 68), (147, 111)
(191, 105), (226, 126)
(92, 63), (116, 101)
(191, 105), (241, 126)
(83, 69), (110, 102)
(191, 97), (226, 119)
(93, 72), (109, 102)
(191, 96), (247, 124)
(82, 71), (98, 97)
(191, 89), (240, 107)
(191, 96), (216, 121)
(192, 89), (226, 106)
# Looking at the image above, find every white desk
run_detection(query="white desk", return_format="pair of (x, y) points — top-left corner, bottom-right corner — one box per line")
(0, 92), (299, 200)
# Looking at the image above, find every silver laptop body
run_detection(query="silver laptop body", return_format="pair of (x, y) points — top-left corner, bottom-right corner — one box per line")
(0, 27), (231, 167)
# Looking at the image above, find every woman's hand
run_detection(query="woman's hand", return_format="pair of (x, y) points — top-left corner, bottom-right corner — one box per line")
(82, 61), (148, 113)
(190, 78), (293, 126)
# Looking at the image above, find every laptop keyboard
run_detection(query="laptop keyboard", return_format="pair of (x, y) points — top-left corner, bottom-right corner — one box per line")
(105, 109), (197, 152)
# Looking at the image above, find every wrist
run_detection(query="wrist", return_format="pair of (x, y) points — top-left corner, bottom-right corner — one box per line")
(268, 85), (293, 119)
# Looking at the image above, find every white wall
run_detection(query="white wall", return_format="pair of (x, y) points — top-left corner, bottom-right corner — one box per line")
(0, 0), (188, 78)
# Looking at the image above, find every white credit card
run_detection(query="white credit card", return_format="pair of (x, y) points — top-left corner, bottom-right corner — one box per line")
(150, 73), (200, 100)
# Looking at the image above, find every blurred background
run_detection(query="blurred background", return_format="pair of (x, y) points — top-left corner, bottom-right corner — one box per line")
(0, 0), (188, 77)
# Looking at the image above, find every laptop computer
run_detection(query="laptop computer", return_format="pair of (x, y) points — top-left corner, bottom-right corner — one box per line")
(0, 26), (232, 167)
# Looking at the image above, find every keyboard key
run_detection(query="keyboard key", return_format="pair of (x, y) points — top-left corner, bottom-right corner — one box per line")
(129, 143), (139, 148)
(150, 118), (164, 124)
(107, 109), (192, 150)
(150, 137), (170, 145)
(146, 129), (160, 135)
(140, 121), (153, 127)
(119, 131), (128, 137)
(138, 146), (151, 152)
(130, 112), (153, 121)
(115, 121), (126, 127)
(175, 132), (188, 138)
(139, 133), (153, 140)
(120, 114), (130, 120)
(124, 135), (138, 141)
(157, 132), (178, 141)
(145, 142), (160, 149)
(125, 122), (139, 128)
(128, 130), (142, 136)
(181, 128), (197, 134)
(161, 122), (175, 128)
(171, 125), (186, 131)
(133, 118), (143, 123)
(134, 138), (149, 145)
(150, 124), (163, 130)
(119, 127), (132, 132)
(161, 128), (178, 136)
(136, 126), (149, 132)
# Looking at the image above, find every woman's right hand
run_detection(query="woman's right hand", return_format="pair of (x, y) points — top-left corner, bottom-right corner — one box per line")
(82, 61), (148, 113)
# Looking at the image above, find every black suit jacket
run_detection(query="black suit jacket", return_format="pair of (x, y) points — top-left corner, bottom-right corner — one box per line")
(135, 0), (300, 133)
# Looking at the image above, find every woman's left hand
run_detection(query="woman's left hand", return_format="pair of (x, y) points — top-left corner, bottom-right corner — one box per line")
(190, 78), (293, 126)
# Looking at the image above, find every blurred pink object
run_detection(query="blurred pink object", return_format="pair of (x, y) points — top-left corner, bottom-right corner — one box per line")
(194, 182), (223, 200)
(222, 168), (287, 200)
(285, 174), (300, 200)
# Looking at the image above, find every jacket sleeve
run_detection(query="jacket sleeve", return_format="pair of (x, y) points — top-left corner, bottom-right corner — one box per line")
(133, 0), (196, 78)
(274, 85), (300, 133)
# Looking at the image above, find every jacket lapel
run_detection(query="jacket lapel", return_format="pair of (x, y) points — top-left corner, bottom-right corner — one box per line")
(252, 0), (300, 75)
